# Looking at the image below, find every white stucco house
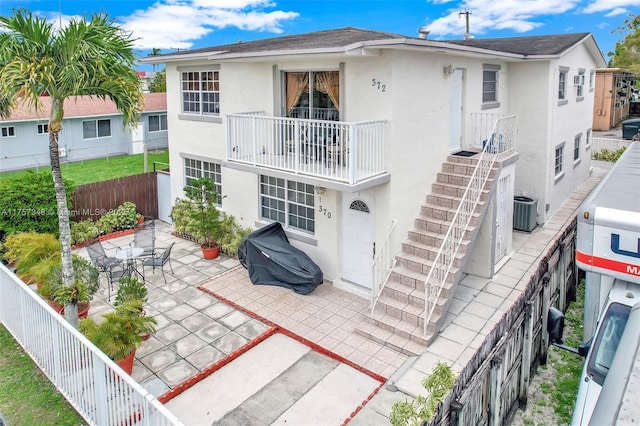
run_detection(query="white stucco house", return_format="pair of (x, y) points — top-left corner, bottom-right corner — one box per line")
(0, 92), (168, 172)
(142, 27), (606, 354)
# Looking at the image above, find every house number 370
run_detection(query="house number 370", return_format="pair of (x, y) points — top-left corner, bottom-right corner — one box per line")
(371, 78), (386, 92)
(318, 205), (332, 219)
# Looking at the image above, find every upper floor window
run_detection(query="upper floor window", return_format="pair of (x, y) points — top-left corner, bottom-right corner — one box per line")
(1, 126), (15, 138)
(184, 157), (222, 205)
(586, 128), (592, 149)
(181, 70), (220, 116)
(284, 71), (339, 121)
(481, 64), (501, 110)
(83, 119), (111, 139)
(37, 124), (49, 134)
(575, 70), (585, 100)
(260, 175), (315, 234)
(149, 114), (167, 132)
(558, 67), (569, 105)
(589, 70), (595, 91)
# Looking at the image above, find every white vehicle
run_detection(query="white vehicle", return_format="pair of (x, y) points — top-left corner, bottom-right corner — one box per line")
(547, 141), (640, 425)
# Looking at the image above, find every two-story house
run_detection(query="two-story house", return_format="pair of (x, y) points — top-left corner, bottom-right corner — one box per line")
(0, 92), (168, 172)
(143, 28), (605, 353)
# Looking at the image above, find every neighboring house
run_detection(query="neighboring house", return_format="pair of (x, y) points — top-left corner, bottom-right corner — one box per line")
(592, 67), (636, 131)
(142, 27), (605, 352)
(0, 92), (168, 172)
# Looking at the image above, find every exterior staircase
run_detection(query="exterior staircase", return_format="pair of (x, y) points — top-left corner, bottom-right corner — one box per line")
(355, 153), (500, 356)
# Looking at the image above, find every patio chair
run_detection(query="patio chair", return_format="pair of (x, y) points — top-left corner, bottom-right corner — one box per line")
(142, 243), (175, 283)
(133, 224), (155, 274)
(86, 241), (124, 298)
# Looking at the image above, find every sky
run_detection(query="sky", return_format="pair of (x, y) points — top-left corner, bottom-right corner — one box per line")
(1, 0), (639, 70)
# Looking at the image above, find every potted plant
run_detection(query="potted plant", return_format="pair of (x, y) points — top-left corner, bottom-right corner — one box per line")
(79, 299), (157, 375)
(6, 232), (60, 287)
(40, 255), (99, 319)
(115, 276), (151, 339)
(183, 177), (223, 259)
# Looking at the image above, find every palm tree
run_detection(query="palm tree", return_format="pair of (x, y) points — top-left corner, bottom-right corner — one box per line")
(0, 9), (143, 327)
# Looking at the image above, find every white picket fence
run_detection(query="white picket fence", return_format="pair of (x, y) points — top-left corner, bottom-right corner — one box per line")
(0, 264), (182, 426)
(590, 137), (631, 159)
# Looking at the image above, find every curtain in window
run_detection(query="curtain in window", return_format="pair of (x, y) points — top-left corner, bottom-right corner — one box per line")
(286, 72), (309, 114)
(316, 71), (340, 108)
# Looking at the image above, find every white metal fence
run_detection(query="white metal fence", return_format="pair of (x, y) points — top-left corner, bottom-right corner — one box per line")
(590, 137), (630, 159)
(371, 219), (398, 312)
(0, 264), (182, 426)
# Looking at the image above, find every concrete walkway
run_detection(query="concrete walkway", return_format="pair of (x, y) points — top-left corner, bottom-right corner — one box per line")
(80, 165), (608, 425)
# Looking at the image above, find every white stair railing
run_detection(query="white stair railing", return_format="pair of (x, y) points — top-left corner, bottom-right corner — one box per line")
(423, 115), (516, 334)
(371, 219), (398, 312)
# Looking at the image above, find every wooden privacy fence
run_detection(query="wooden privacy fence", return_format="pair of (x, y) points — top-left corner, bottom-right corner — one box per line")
(72, 172), (158, 221)
(430, 218), (578, 426)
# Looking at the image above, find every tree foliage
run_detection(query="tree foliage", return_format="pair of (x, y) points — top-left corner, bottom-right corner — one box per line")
(0, 9), (143, 326)
(148, 69), (166, 93)
(609, 13), (640, 72)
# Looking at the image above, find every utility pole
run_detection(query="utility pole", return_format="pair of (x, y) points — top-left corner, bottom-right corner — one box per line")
(459, 9), (472, 40)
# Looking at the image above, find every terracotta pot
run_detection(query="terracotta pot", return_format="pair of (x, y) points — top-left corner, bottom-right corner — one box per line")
(201, 244), (220, 260)
(116, 350), (136, 375)
(55, 302), (90, 319)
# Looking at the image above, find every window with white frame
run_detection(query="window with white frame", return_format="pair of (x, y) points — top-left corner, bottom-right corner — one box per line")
(149, 114), (167, 132)
(184, 157), (222, 205)
(558, 67), (569, 103)
(575, 70), (585, 99)
(82, 119), (111, 139)
(37, 124), (49, 134)
(181, 70), (220, 115)
(1, 126), (15, 137)
(482, 64), (501, 109)
(555, 143), (565, 178)
(589, 70), (595, 91)
(260, 175), (315, 234)
(574, 133), (581, 161)
(586, 128), (592, 149)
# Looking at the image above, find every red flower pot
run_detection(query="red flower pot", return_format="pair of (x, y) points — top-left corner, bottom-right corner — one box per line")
(116, 350), (136, 375)
(201, 244), (220, 260)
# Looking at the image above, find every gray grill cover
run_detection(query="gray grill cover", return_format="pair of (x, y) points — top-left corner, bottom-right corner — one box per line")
(238, 222), (323, 295)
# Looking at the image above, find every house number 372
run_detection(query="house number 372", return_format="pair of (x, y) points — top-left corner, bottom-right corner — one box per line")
(371, 78), (386, 92)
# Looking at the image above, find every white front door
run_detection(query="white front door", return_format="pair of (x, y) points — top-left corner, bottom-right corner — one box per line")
(342, 196), (374, 288)
(449, 69), (464, 152)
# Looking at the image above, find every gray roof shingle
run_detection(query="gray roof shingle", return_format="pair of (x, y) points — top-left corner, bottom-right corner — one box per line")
(442, 33), (591, 56)
(153, 27), (594, 60)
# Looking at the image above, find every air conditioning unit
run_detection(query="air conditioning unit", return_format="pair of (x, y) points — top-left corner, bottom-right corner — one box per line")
(58, 147), (67, 157)
(513, 196), (537, 232)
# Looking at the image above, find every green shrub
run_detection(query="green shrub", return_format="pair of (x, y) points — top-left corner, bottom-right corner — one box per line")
(0, 170), (74, 236)
(96, 201), (138, 235)
(70, 219), (100, 245)
(592, 146), (626, 162)
(170, 198), (197, 237)
(218, 213), (252, 257)
(389, 361), (456, 426)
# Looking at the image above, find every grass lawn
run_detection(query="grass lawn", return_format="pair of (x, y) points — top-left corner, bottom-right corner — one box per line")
(0, 325), (86, 426)
(0, 150), (169, 186)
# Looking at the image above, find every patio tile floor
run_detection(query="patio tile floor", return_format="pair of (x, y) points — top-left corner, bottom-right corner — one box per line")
(77, 220), (404, 401)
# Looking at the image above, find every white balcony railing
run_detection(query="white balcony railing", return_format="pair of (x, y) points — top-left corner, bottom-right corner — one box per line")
(226, 113), (386, 185)
(0, 265), (182, 426)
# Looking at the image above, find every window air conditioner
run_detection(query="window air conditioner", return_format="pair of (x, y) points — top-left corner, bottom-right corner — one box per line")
(573, 75), (584, 85)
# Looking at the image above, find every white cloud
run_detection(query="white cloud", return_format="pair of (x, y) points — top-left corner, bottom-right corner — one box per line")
(120, 0), (298, 49)
(604, 7), (629, 16)
(426, 0), (582, 37)
(583, 0), (640, 13)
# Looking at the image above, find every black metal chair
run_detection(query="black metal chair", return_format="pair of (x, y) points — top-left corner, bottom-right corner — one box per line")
(142, 243), (175, 283)
(133, 223), (155, 275)
(86, 241), (124, 298)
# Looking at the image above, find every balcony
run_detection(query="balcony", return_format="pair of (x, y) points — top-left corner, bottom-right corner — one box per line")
(226, 113), (388, 190)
